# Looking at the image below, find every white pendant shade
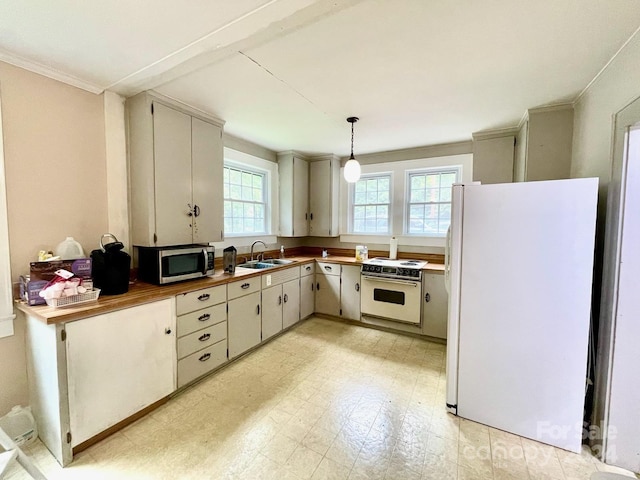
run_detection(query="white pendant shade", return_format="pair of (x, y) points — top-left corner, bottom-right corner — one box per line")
(344, 158), (361, 183)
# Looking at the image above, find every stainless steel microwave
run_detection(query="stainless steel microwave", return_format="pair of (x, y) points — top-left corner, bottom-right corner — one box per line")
(136, 245), (214, 285)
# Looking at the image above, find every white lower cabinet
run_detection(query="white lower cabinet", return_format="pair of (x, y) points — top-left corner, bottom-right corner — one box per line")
(300, 274), (315, 319)
(300, 262), (315, 320)
(340, 265), (361, 321)
(421, 272), (448, 339)
(315, 274), (341, 317)
(228, 291), (261, 359)
(176, 285), (227, 388)
(262, 285), (283, 341)
(65, 299), (176, 448)
(283, 279), (300, 329)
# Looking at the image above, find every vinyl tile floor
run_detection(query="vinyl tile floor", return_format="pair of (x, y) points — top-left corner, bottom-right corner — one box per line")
(4, 316), (638, 480)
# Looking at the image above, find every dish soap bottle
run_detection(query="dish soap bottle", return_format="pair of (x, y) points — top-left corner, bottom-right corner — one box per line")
(280, 245), (285, 259)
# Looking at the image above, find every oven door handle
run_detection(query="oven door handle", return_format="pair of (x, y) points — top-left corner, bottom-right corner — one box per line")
(362, 276), (419, 287)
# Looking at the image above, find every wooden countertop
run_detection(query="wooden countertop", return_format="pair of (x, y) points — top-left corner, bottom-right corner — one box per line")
(16, 255), (444, 325)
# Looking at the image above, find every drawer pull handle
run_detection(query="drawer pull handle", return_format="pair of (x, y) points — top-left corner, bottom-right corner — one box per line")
(324, 266), (332, 271)
(425, 293), (431, 303)
(198, 313), (211, 322)
(257, 305), (260, 315)
(305, 266), (311, 271)
(241, 283), (250, 289)
(355, 283), (360, 292)
(284, 294), (288, 303)
(278, 295), (282, 305)
(165, 328), (172, 335)
(199, 353), (211, 362)
(198, 294), (210, 301)
(316, 282), (320, 290)
(199, 333), (211, 342)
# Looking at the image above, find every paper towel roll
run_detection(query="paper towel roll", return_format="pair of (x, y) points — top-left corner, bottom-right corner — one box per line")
(389, 236), (398, 260)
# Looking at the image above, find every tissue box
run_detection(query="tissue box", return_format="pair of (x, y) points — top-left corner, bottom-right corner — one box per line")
(25, 260), (92, 306)
(29, 259), (92, 282)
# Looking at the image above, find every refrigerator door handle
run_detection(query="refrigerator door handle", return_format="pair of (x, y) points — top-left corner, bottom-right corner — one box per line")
(444, 225), (452, 294)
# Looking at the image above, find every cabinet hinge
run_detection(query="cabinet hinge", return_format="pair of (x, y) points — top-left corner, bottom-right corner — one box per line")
(61, 329), (66, 342)
(66, 432), (72, 444)
(226, 304), (228, 314)
(151, 104), (154, 115)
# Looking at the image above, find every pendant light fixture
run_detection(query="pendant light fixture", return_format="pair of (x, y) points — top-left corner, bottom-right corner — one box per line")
(344, 116), (361, 183)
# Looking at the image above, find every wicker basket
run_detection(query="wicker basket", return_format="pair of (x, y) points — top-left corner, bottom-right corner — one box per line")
(45, 289), (101, 308)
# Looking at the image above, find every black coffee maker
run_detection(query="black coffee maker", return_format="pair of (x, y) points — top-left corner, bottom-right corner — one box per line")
(91, 233), (131, 295)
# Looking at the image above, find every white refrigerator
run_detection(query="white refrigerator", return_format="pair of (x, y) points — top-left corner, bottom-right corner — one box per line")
(445, 178), (598, 453)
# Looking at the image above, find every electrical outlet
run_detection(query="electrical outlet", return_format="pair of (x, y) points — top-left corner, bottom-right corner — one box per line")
(266, 275), (272, 286)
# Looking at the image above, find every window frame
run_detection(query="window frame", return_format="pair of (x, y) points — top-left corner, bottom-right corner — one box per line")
(223, 161), (269, 237)
(404, 166), (461, 237)
(348, 172), (393, 235)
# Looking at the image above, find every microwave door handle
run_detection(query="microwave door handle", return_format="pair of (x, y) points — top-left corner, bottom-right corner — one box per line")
(202, 248), (208, 275)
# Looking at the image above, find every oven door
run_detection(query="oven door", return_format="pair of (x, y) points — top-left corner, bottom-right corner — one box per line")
(361, 275), (422, 324)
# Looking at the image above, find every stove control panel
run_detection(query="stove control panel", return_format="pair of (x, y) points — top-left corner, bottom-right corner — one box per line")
(361, 263), (422, 279)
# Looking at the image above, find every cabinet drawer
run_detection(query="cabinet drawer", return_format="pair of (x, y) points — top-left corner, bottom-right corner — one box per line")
(177, 340), (227, 388)
(316, 262), (340, 276)
(176, 285), (226, 316)
(300, 262), (315, 277)
(177, 321), (227, 359)
(177, 303), (226, 337)
(261, 266), (300, 289)
(227, 277), (261, 300)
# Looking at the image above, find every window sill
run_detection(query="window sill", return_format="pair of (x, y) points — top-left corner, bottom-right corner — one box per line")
(211, 235), (278, 249)
(0, 314), (15, 339)
(340, 234), (445, 248)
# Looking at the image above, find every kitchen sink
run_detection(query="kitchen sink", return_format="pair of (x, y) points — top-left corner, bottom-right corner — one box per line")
(237, 259), (295, 269)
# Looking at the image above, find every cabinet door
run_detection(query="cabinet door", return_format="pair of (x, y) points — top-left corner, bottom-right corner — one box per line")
(228, 292), (261, 359)
(283, 279), (300, 329)
(315, 274), (341, 317)
(262, 285), (283, 341)
(340, 265), (361, 321)
(192, 117), (223, 243)
(293, 157), (309, 236)
(309, 160), (331, 236)
(153, 103), (193, 246)
(421, 273), (448, 339)
(65, 299), (176, 447)
(300, 275), (315, 320)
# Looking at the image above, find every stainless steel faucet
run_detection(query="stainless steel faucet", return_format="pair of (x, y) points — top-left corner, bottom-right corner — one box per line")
(250, 240), (267, 261)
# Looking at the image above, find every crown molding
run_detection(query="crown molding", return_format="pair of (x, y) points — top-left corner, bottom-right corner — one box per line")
(472, 127), (520, 141)
(339, 140), (472, 166)
(0, 49), (104, 94)
(527, 102), (574, 115)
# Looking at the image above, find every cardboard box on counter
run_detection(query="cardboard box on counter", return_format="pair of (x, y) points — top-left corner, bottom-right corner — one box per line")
(24, 259), (92, 306)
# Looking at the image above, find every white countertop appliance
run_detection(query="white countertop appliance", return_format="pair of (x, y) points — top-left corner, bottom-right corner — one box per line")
(445, 178), (598, 453)
(360, 257), (426, 325)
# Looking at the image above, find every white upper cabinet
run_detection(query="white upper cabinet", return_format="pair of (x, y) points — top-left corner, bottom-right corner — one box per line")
(127, 92), (224, 247)
(309, 155), (340, 237)
(278, 152), (309, 237)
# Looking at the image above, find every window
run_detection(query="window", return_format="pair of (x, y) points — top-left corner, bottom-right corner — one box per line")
(407, 168), (459, 236)
(350, 174), (391, 233)
(223, 165), (267, 235)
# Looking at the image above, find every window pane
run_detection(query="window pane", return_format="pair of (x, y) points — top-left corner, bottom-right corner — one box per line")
(229, 169), (241, 185)
(350, 174), (391, 234)
(230, 184), (241, 200)
(253, 188), (262, 202)
(366, 179), (377, 192)
(232, 218), (242, 232)
(355, 180), (366, 193)
(440, 186), (452, 202)
(411, 175), (424, 189)
(367, 191), (378, 204)
(411, 188), (425, 203)
(354, 192), (366, 204)
(354, 219), (364, 232)
(425, 174), (439, 187)
(354, 206), (365, 219)
(379, 177), (390, 190)
(253, 175), (263, 189)
(441, 173), (456, 188)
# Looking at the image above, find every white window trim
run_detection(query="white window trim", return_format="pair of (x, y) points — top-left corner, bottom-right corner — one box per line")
(223, 163), (268, 237)
(210, 148), (279, 249)
(0, 89), (15, 338)
(347, 172), (393, 235)
(404, 166), (462, 237)
(340, 154), (472, 248)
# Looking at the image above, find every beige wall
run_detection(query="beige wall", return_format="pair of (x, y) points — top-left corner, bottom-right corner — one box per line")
(0, 62), (107, 415)
(572, 33), (640, 189)
(472, 135), (515, 184)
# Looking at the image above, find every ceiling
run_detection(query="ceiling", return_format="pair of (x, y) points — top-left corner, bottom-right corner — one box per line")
(1, 0), (640, 156)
